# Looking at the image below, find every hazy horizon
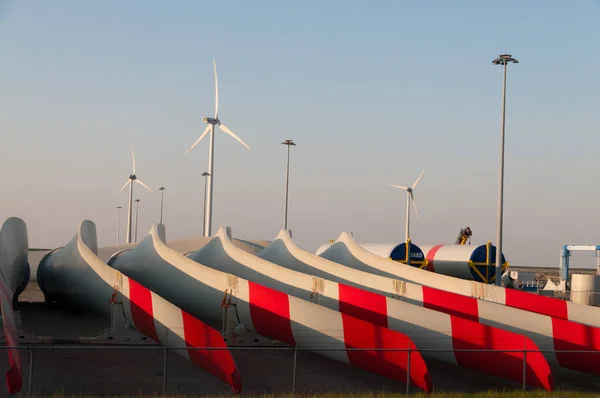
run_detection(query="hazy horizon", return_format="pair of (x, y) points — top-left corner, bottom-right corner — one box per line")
(2, 1), (600, 269)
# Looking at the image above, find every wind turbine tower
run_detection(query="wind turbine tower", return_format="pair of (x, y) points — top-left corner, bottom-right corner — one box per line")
(116, 148), (152, 243)
(185, 59), (251, 237)
(387, 170), (425, 242)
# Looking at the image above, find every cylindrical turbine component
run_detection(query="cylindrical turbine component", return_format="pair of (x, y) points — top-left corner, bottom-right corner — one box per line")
(36, 220), (241, 393)
(108, 225), (433, 392)
(0, 217), (29, 393)
(0, 217), (31, 301)
(318, 241), (508, 284)
(417, 244), (507, 284)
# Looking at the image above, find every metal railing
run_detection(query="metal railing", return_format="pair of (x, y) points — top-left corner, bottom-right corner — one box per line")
(0, 345), (598, 396)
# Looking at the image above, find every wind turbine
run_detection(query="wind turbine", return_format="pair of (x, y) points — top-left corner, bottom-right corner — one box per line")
(184, 59), (251, 237)
(388, 170), (425, 242)
(116, 148), (152, 244)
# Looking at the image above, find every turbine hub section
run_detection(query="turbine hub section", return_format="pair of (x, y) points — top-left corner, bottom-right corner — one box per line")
(130, 174), (136, 180)
(204, 117), (219, 125)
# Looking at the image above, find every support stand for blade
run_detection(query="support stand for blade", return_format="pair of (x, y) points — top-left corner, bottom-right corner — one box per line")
(79, 287), (157, 345)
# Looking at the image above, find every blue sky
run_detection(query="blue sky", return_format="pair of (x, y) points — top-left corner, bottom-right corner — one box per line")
(1, 0), (599, 267)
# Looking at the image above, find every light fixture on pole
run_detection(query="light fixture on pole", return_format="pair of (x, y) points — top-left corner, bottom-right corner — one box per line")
(281, 139), (296, 231)
(159, 186), (166, 224)
(184, 59), (251, 238)
(115, 206), (122, 245)
(134, 198), (141, 243)
(492, 53), (518, 286)
(201, 172), (210, 237)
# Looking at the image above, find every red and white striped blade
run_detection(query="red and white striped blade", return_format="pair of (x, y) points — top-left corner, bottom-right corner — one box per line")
(423, 286), (600, 377)
(109, 227), (432, 392)
(449, 314), (552, 390)
(245, 281), (432, 392)
(307, 235), (600, 378)
(122, 278), (242, 393)
(0, 272), (22, 394)
(37, 221), (242, 394)
(340, 235), (600, 376)
(258, 231), (584, 384)
(339, 283), (552, 390)
(183, 226), (552, 389)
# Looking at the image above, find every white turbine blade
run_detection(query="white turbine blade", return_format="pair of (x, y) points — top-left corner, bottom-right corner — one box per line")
(184, 124), (212, 154)
(218, 123), (251, 151)
(213, 58), (219, 119)
(132, 147), (136, 174)
(116, 179), (130, 195)
(412, 170), (425, 189)
(411, 192), (420, 219)
(135, 179), (153, 192)
(387, 184), (409, 190)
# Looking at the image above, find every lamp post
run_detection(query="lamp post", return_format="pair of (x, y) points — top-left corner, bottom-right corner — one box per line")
(202, 172), (210, 237)
(116, 206), (122, 245)
(492, 53), (518, 286)
(134, 198), (140, 243)
(159, 186), (166, 224)
(282, 139), (296, 230)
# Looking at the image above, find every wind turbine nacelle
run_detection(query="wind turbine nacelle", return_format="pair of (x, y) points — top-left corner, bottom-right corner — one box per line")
(204, 117), (219, 124)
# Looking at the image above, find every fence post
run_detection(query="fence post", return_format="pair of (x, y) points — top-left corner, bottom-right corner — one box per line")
(406, 345), (411, 395)
(163, 346), (168, 394)
(292, 346), (298, 393)
(522, 339), (527, 391)
(28, 345), (34, 395)
(163, 328), (168, 395)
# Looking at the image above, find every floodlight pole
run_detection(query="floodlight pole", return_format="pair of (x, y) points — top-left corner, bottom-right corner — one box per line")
(159, 186), (166, 224)
(493, 53), (518, 286)
(202, 172), (210, 237)
(134, 198), (141, 243)
(282, 139), (296, 230)
(116, 206), (122, 245)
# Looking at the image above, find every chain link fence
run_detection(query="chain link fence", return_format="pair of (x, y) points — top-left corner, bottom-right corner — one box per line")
(0, 345), (598, 396)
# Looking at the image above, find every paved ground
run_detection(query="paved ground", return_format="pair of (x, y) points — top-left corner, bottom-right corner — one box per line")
(0, 284), (598, 396)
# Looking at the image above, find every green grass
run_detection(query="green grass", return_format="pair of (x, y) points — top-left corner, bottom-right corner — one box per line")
(30, 392), (600, 398)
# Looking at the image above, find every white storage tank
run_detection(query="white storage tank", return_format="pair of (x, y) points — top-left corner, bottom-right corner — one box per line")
(418, 244), (508, 284)
(316, 240), (508, 284)
(570, 274), (600, 307)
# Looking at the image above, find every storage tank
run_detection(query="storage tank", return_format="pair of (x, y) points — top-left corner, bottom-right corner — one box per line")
(570, 274), (600, 307)
(418, 243), (508, 284)
(316, 240), (508, 284)
(358, 241), (430, 268)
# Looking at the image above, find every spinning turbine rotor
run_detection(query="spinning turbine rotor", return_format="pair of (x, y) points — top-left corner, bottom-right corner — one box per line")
(388, 170), (425, 241)
(116, 147), (152, 244)
(184, 59), (251, 237)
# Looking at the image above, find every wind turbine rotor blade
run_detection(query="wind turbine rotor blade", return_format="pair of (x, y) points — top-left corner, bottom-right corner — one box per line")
(213, 58), (219, 119)
(135, 179), (153, 192)
(387, 184), (409, 190)
(411, 192), (420, 219)
(116, 180), (130, 195)
(218, 123), (251, 151)
(412, 170), (425, 189)
(132, 147), (136, 174)
(184, 124), (212, 155)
